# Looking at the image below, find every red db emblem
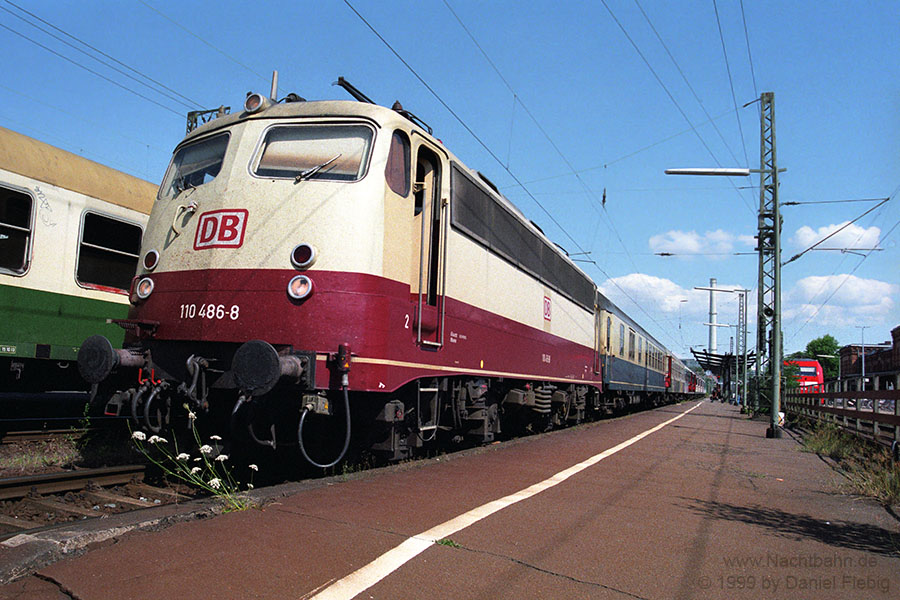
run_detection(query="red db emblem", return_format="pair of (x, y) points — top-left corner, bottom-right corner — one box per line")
(543, 296), (552, 321)
(193, 209), (248, 250)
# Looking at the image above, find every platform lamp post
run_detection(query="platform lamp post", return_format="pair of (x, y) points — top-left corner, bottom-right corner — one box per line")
(668, 92), (783, 438)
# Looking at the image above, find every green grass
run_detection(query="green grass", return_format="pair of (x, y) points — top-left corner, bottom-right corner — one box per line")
(801, 422), (861, 461)
(0, 437), (80, 474)
(802, 421), (900, 506)
(436, 538), (461, 548)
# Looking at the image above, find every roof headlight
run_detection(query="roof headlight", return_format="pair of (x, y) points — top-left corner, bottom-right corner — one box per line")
(290, 243), (317, 269)
(244, 92), (270, 114)
(287, 275), (313, 300)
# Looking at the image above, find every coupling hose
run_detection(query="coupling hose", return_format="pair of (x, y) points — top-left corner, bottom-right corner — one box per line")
(298, 386), (351, 468)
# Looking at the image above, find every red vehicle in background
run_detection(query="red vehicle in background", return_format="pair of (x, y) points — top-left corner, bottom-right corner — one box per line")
(785, 359), (824, 389)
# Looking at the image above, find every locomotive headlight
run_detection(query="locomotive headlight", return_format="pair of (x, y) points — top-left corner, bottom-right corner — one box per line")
(244, 92), (270, 114)
(290, 243), (317, 269)
(143, 249), (160, 271)
(135, 277), (155, 300)
(287, 275), (313, 300)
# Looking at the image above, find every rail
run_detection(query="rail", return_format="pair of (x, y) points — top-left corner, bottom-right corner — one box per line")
(783, 388), (900, 451)
(0, 464), (145, 501)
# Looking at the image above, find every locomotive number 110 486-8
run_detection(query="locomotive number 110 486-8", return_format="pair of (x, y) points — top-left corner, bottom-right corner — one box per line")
(179, 303), (240, 321)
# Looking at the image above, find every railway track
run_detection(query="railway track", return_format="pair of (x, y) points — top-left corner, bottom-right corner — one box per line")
(0, 428), (89, 445)
(0, 464), (195, 537)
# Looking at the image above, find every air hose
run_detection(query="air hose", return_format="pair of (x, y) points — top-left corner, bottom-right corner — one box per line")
(298, 386), (351, 468)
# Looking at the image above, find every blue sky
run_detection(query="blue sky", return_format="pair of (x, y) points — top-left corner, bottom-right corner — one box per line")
(2, 0), (898, 358)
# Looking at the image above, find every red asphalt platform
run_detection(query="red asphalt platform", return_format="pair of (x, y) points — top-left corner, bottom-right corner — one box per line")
(2, 400), (898, 599)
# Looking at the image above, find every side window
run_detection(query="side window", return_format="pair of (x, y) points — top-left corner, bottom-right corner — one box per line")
(619, 324), (625, 356)
(0, 186), (33, 275)
(638, 338), (642, 364)
(628, 329), (636, 360)
(77, 213), (142, 292)
(385, 130), (410, 196)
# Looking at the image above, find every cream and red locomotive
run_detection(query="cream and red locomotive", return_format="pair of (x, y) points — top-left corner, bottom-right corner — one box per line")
(78, 80), (700, 465)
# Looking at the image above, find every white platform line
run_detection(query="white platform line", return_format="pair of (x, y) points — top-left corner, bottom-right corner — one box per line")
(310, 402), (702, 600)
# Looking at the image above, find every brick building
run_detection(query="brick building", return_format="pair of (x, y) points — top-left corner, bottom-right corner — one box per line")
(837, 325), (900, 391)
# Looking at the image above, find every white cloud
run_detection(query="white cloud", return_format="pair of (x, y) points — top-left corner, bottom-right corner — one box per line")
(599, 273), (745, 317)
(784, 274), (897, 325)
(791, 222), (880, 250)
(649, 229), (754, 258)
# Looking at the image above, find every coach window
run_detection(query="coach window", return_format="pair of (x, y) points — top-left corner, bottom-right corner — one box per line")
(76, 213), (142, 292)
(619, 324), (625, 356)
(628, 329), (636, 360)
(0, 186), (32, 275)
(638, 338), (642, 364)
(385, 130), (410, 196)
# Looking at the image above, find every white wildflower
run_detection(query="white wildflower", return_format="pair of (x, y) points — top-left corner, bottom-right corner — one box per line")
(215, 454), (229, 462)
(209, 435), (222, 441)
(176, 453), (190, 461)
(148, 435), (167, 444)
(247, 484), (254, 490)
(209, 478), (221, 489)
(199, 445), (213, 455)
(194, 457), (202, 462)
(132, 431), (146, 441)
(190, 466), (201, 475)
(188, 411), (197, 422)
(248, 464), (258, 472)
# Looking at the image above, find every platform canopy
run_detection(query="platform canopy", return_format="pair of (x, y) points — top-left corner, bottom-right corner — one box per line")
(691, 349), (756, 379)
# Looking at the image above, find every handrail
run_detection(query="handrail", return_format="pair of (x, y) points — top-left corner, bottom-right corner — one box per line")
(783, 387), (900, 449)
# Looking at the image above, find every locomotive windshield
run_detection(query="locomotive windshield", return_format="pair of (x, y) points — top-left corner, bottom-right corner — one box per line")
(252, 124), (373, 181)
(160, 133), (229, 200)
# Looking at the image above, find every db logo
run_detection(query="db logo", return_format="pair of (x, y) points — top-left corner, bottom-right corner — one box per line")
(193, 209), (248, 250)
(543, 296), (552, 321)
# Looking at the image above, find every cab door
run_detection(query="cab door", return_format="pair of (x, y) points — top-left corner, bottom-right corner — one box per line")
(411, 142), (447, 349)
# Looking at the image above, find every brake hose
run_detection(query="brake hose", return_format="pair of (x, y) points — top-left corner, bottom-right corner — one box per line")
(298, 386), (351, 468)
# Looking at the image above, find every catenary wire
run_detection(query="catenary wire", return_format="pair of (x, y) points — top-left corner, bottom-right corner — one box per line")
(598, 0), (755, 217)
(712, 0), (750, 168)
(0, 22), (183, 118)
(136, 0), (271, 87)
(738, 0), (759, 101)
(343, 0), (682, 348)
(2, 1), (201, 110)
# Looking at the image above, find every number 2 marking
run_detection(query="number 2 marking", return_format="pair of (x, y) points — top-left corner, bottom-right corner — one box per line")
(404, 314), (410, 329)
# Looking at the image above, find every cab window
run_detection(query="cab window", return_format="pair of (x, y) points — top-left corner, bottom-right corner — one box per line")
(161, 133), (229, 199)
(253, 124), (373, 181)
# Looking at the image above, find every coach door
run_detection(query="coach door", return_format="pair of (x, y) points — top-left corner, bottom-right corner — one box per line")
(412, 143), (447, 349)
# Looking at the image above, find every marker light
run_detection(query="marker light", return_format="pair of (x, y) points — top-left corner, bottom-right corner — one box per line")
(244, 92), (270, 114)
(135, 277), (154, 300)
(143, 249), (160, 271)
(287, 275), (313, 300)
(290, 243), (317, 269)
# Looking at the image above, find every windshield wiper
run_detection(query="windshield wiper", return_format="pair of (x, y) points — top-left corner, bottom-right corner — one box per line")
(295, 154), (342, 182)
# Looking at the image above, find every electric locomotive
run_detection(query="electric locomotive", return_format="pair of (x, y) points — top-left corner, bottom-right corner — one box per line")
(78, 80), (698, 465)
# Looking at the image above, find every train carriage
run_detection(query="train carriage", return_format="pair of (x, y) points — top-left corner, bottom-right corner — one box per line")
(0, 127), (153, 391)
